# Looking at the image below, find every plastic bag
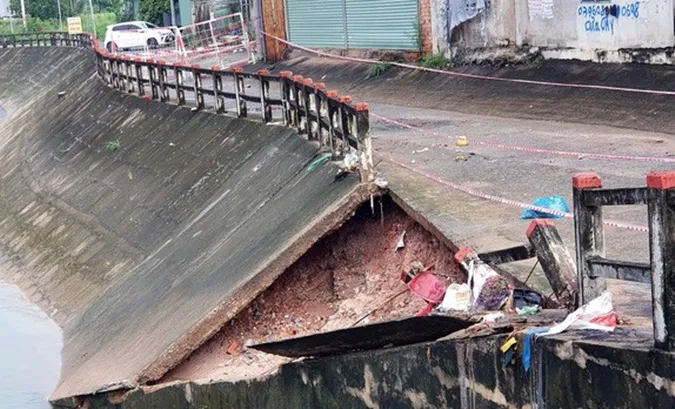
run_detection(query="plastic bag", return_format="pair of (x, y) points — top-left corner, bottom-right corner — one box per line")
(468, 260), (498, 303)
(542, 291), (616, 336)
(438, 283), (471, 311)
(520, 195), (570, 220)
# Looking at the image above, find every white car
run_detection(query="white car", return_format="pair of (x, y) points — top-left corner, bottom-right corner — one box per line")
(104, 21), (175, 52)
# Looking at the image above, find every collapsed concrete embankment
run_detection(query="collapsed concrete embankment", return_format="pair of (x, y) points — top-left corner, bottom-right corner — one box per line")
(0, 46), (372, 400)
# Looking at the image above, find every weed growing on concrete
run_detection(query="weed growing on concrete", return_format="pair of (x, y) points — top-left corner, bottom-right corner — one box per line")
(105, 139), (121, 152)
(421, 53), (452, 69)
(366, 62), (393, 79)
(411, 21), (424, 52)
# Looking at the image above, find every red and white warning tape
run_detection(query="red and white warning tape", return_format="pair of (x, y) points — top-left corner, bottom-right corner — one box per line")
(377, 152), (649, 233)
(372, 113), (675, 164)
(259, 30), (675, 97)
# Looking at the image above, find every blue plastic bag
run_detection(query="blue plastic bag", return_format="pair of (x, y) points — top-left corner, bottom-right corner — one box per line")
(520, 195), (570, 220)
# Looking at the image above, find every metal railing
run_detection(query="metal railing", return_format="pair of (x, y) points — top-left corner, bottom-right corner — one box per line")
(573, 171), (675, 350)
(0, 32), (373, 181)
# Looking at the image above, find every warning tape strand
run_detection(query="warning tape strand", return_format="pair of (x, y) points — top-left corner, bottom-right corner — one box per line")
(259, 30), (675, 97)
(377, 152), (649, 233)
(372, 113), (675, 164)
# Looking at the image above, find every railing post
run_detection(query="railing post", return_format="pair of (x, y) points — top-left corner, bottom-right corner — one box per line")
(647, 171), (675, 351)
(111, 59), (120, 89)
(326, 90), (340, 159)
(192, 65), (204, 109)
(135, 58), (144, 96)
(291, 75), (304, 129)
(314, 83), (327, 146)
(302, 78), (315, 138)
(175, 65), (186, 105)
(258, 69), (272, 123)
(147, 59), (158, 99)
(279, 71), (293, 126)
(233, 66), (247, 118)
(573, 172), (607, 306)
(126, 58), (135, 93)
(212, 66), (225, 114)
(339, 96), (353, 154)
(355, 102), (372, 182)
(156, 60), (167, 101)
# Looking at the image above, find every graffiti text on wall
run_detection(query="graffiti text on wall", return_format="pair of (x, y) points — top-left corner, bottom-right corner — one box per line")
(578, 1), (640, 35)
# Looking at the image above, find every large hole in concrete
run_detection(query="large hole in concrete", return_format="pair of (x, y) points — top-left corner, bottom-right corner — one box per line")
(161, 195), (465, 383)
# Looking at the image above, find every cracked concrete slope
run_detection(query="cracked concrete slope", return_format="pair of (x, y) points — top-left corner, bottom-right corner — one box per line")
(0, 47), (367, 400)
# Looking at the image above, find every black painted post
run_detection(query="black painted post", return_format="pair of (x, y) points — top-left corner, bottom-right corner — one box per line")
(647, 172), (675, 350)
(527, 219), (578, 309)
(302, 78), (313, 137)
(212, 66), (225, 113)
(339, 96), (353, 154)
(152, 60), (169, 102)
(573, 172), (607, 306)
(326, 90), (339, 159)
(279, 71), (292, 126)
(175, 65), (186, 106)
(135, 59), (144, 96)
(126, 59), (135, 93)
(291, 75), (304, 130)
(233, 66), (247, 118)
(192, 65), (204, 110)
(112, 59), (120, 90)
(147, 59), (158, 99)
(258, 69), (272, 123)
(314, 83), (327, 147)
(355, 102), (372, 182)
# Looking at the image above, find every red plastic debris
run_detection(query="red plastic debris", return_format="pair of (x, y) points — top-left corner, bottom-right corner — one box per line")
(407, 270), (447, 304)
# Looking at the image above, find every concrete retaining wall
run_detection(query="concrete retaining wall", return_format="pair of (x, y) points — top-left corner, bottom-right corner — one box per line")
(52, 330), (675, 408)
(432, 0), (675, 58)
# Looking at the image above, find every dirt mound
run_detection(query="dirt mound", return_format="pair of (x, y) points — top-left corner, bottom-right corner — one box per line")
(163, 197), (464, 383)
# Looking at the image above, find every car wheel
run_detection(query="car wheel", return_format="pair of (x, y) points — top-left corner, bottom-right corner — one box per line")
(106, 42), (115, 52)
(147, 38), (159, 50)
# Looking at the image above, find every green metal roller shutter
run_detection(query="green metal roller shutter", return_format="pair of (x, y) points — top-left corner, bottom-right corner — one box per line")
(286, 0), (347, 48)
(345, 0), (419, 50)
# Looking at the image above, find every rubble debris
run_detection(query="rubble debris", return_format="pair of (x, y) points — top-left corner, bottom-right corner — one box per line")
(374, 178), (389, 189)
(456, 136), (469, 147)
(395, 231), (406, 251)
(226, 341), (242, 356)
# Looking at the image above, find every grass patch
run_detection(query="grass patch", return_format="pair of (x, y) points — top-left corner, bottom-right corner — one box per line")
(105, 139), (121, 152)
(421, 53), (452, 69)
(366, 62), (392, 79)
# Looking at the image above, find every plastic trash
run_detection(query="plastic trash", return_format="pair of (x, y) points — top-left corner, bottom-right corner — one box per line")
(519, 195), (570, 220)
(522, 327), (549, 371)
(517, 305), (541, 316)
(438, 283), (471, 311)
(468, 260), (511, 310)
(307, 153), (331, 172)
(542, 291), (617, 336)
(456, 136), (469, 147)
(407, 270), (447, 304)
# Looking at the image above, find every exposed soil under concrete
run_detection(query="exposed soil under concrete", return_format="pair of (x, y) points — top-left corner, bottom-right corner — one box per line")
(162, 197), (464, 383)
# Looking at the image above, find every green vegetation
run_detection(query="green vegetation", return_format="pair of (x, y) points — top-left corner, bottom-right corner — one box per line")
(366, 62), (392, 79)
(105, 139), (121, 152)
(421, 53), (452, 69)
(0, 13), (117, 39)
(139, 0), (170, 26)
(411, 21), (423, 52)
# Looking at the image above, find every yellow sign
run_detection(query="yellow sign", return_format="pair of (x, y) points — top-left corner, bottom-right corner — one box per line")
(67, 17), (82, 35)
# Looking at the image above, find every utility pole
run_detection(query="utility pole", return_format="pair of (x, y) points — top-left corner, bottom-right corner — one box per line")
(170, 0), (176, 26)
(20, 0), (26, 27)
(88, 0), (96, 36)
(57, 0), (63, 30)
(8, 7), (14, 33)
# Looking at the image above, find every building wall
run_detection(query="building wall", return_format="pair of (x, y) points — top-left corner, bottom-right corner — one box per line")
(0, 0), (10, 17)
(432, 0), (675, 53)
(420, 0), (434, 53)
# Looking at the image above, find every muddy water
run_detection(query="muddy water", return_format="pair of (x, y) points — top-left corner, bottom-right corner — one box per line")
(0, 107), (63, 408)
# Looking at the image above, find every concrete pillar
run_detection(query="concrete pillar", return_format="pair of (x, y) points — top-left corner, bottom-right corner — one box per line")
(527, 219), (578, 309)
(647, 171), (675, 351)
(573, 172), (607, 305)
